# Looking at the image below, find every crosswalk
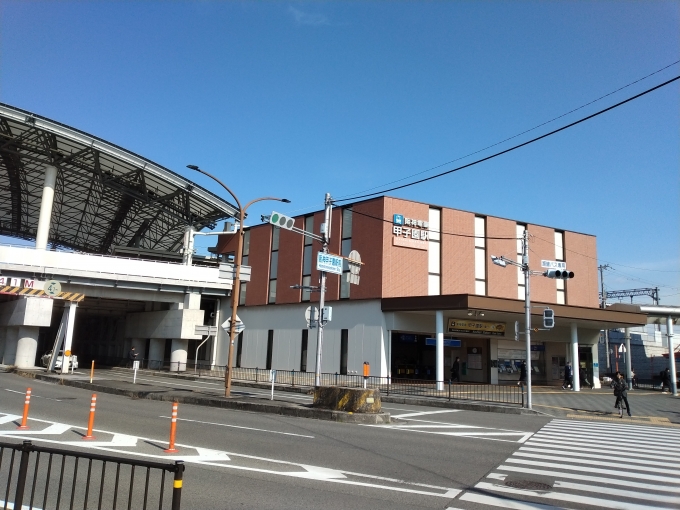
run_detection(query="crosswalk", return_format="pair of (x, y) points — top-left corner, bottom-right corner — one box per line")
(453, 418), (680, 510)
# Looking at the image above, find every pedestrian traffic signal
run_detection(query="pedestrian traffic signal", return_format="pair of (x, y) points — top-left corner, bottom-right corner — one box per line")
(269, 211), (295, 230)
(544, 269), (574, 279)
(543, 308), (555, 329)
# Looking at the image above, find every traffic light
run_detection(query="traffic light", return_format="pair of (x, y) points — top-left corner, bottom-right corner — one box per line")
(269, 211), (295, 230)
(543, 308), (555, 329)
(544, 269), (574, 279)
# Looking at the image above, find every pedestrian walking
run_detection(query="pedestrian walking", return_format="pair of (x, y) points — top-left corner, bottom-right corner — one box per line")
(518, 361), (527, 392)
(660, 368), (671, 392)
(562, 361), (573, 390)
(612, 371), (632, 418)
(450, 357), (461, 383)
(127, 346), (138, 368)
(579, 366), (593, 389)
(631, 367), (638, 389)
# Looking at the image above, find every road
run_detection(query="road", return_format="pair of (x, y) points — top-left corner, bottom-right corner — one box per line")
(1, 372), (678, 509)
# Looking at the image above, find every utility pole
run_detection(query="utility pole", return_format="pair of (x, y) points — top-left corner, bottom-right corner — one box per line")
(598, 264), (611, 371)
(314, 193), (333, 387)
(522, 229), (533, 410)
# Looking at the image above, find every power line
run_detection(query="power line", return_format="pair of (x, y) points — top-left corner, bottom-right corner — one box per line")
(335, 75), (680, 203)
(335, 60), (680, 201)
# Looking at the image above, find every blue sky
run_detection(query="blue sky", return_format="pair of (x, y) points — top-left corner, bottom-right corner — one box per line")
(1, 1), (678, 302)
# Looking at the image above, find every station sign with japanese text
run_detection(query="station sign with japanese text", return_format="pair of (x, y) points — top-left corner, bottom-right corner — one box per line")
(447, 318), (506, 336)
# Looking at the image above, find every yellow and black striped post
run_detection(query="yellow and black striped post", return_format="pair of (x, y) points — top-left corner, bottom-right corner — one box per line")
(171, 460), (185, 510)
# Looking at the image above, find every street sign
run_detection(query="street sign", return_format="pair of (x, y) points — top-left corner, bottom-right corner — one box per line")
(347, 250), (362, 285)
(541, 260), (566, 270)
(44, 280), (61, 296)
(221, 316), (245, 334)
(195, 325), (218, 336)
(620, 343), (626, 353)
(305, 306), (319, 328)
(317, 252), (343, 275)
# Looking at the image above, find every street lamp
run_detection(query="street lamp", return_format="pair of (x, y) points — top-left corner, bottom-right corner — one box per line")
(187, 164), (290, 397)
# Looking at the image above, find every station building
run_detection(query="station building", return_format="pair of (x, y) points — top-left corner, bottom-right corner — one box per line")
(216, 196), (648, 388)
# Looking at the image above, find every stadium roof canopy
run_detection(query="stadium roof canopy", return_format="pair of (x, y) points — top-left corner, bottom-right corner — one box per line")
(0, 103), (238, 255)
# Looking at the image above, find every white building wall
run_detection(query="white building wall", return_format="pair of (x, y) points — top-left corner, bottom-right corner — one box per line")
(224, 300), (388, 375)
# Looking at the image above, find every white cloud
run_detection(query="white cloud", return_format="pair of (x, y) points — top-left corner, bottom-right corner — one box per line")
(288, 6), (329, 26)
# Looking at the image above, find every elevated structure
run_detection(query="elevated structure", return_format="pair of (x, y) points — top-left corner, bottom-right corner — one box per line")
(0, 103), (247, 371)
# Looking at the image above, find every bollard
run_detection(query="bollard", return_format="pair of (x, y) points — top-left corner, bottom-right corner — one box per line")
(171, 461), (185, 510)
(83, 394), (97, 440)
(164, 402), (179, 453)
(17, 388), (32, 430)
(90, 360), (95, 384)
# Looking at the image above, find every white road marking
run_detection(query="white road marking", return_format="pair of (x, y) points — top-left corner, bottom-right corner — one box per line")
(0, 412), (459, 499)
(0, 414), (21, 424)
(545, 421), (680, 438)
(518, 446), (675, 467)
(520, 441), (680, 461)
(504, 458), (680, 484)
(59, 433), (138, 447)
(536, 429), (673, 447)
(5, 388), (62, 401)
(0, 423), (71, 436)
(460, 492), (570, 509)
(391, 409), (462, 419)
(550, 419), (680, 436)
(497, 464), (680, 494)
(0, 499), (44, 510)
(474, 481), (655, 510)
(551, 480), (680, 505)
(367, 420), (533, 443)
(511, 451), (678, 475)
(529, 435), (671, 454)
(159, 416), (314, 438)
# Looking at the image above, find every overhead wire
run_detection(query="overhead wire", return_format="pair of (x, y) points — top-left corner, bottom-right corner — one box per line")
(334, 60), (680, 201)
(334, 75), (680, 203)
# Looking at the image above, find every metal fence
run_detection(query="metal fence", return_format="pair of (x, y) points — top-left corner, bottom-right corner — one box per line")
(1, 440), (184, 510)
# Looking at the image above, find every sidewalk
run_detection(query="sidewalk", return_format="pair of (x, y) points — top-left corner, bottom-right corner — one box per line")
(8, 367), (679, 426)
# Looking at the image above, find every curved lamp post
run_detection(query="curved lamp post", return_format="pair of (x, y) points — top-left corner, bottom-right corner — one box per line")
(187, 165), (290, 397)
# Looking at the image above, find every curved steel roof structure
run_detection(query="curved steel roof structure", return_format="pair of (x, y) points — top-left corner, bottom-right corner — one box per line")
(0, 103), (238, 254)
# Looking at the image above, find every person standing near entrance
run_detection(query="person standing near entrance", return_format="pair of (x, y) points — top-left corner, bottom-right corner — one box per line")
(562, 361), (573, 390)
(127, 346), (138, 368)
(660, 368), (671, 392)
(612, 371), (632, 418)
(451, 357), (461, 383)
(579, 366), (593, 389)
(518, 361), (527, 392)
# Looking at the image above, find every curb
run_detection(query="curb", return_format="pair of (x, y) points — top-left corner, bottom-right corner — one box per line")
(15, 371), (390, 424)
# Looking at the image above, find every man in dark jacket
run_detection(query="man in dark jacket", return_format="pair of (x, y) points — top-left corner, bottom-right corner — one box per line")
(451, 357), (461, 383)
(612, 372), (631, 418)
(127, 346), (138, 368)
(562, 361), (573, 390)
(579, 367), (592, 389)
(518, 361), (527, 392)
(661, 368), (671, 392)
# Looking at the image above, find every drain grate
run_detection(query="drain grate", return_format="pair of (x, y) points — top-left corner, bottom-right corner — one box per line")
(505, 480), (553, 491)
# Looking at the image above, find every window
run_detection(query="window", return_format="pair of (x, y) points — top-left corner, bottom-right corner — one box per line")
(340, 329), (349, 375)
(555, 231), (566, 304)
(236, 332), (243, 368)
(428, 208), (441, 295)
(300, 330), (308, 372)
(340, 209), (352, 299)
(474, 216), (486, 295)
(239, 230), (250, 306)
(302, 216), (314, 302)
(266, 330), (274, 369)
(517, 224), (526, 300)
(268, 227), (279, 304)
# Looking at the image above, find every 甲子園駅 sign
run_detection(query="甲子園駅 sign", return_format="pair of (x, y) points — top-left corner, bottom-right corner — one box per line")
(447, 318), (506, 336)
(392, 213), (429, 250)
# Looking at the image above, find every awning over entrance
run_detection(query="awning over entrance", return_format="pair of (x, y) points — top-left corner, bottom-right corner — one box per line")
(381, 294), (648, 330)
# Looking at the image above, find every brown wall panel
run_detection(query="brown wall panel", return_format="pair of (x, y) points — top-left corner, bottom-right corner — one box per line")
(276, 217), (304, 304)
(527, 224), (557, 304)
(442, 209), (475, 295)
(382, 197), (429, 297)
(351, 198), (385, 300)
(244, 225), (272, 306)
(486, 216), (518, 299)
(564, 232), (599, 307)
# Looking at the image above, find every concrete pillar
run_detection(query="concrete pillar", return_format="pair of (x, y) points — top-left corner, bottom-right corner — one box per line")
(591, 343), (601, 389)
(61, 302), (77, 374)
(571, 323), (580, 391)
(435, 311), (444, 391)
(182, 226), (195, 266)
(386, 329), (392, 381)
(0, 328), (6, 364)
(35, 165), (58, 250)
(624, 327), (633, 390)
(170, 339), (188, 372)
(3, 327), (19, 365)
(668, 316), (677, 397)
(15, 326), (40, 368)
(184, 292), (201, 310)
(490, 338), (498, 385)
(148, 339), (165, 370)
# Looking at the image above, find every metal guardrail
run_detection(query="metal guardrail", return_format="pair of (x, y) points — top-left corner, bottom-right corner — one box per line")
(94, 359), (523, 405)
(1, 440), (184, 510)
